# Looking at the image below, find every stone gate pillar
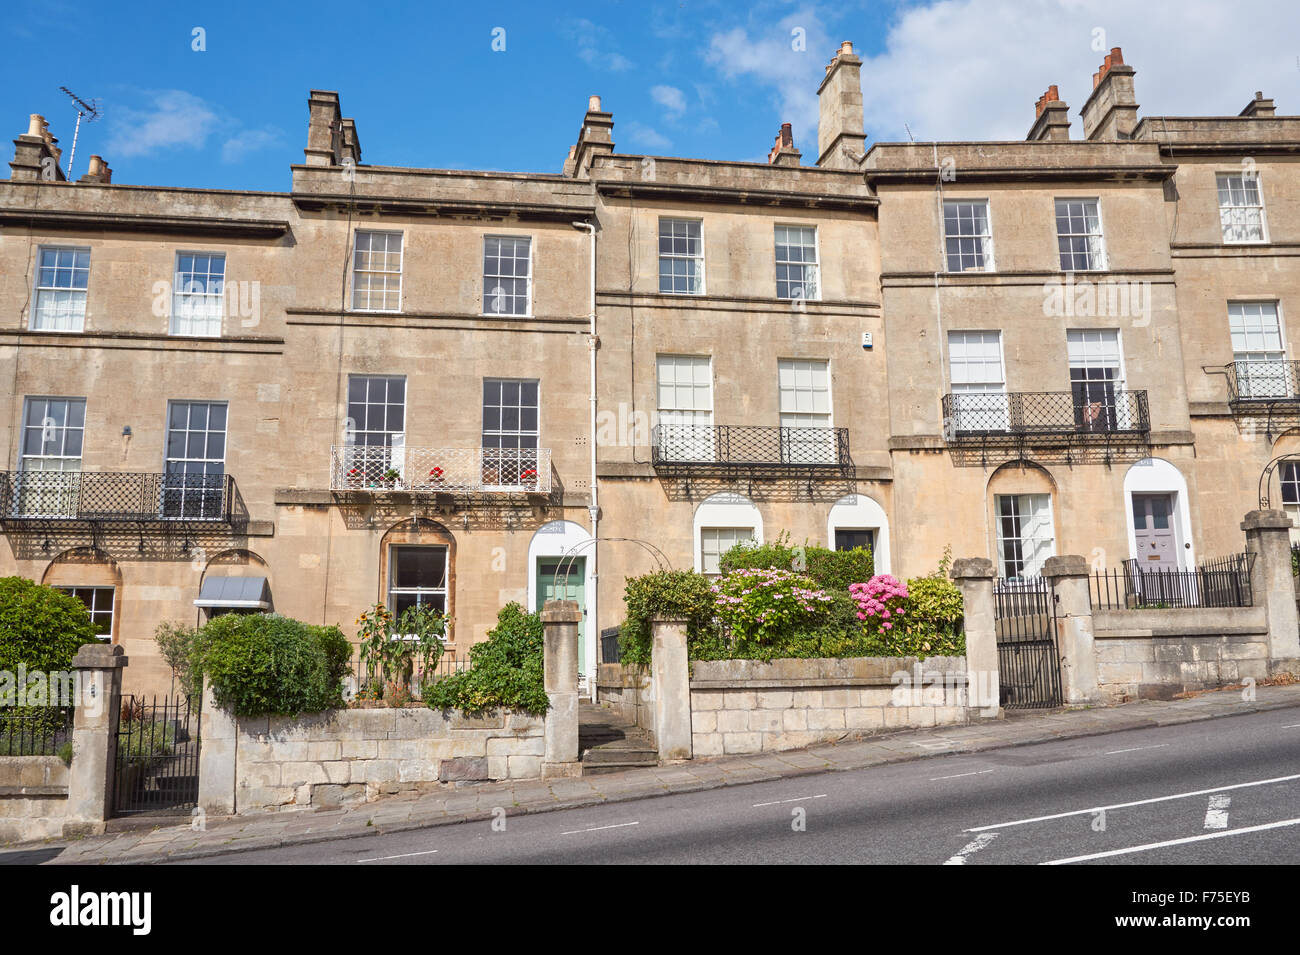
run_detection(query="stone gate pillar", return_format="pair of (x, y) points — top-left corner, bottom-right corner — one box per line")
(541, 599), (582, 777)
(950, 558), (999, 716)
(650, 616), (692, 760)
(1242, 509), (1300, 673)
(1042, 555), (1098, 704)
(63, 643), (127, 837)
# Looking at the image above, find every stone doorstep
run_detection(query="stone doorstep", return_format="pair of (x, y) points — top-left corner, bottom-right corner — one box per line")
(22, 685), (1300, 865)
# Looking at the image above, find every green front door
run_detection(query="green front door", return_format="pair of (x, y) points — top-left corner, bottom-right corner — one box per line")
(537, 557), (586, 671)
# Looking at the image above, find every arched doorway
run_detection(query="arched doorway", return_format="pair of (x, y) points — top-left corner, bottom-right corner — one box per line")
(527, 520), (596, 680)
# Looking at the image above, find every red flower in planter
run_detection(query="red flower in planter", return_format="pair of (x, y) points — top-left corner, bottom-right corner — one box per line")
(429, 466), (445, 479)
(521, 468), (538, 482)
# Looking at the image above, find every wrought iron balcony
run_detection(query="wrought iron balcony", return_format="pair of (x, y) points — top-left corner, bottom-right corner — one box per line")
(650, 424), (853, 477)
(941, 390), (1150, 444)
(1226, 360), (1300, 405)
(0, 471), (237, 525)
(330, 446), (552, 494)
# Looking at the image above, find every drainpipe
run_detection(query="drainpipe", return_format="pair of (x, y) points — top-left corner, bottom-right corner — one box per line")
(572, 220), (599, 700)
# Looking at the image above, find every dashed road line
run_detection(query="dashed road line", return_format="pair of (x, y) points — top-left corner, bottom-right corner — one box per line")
(1042, 817), (1300, 865)
(1204, 794), (1231, 830)
(560, 821), (640, 835)
(931, 770), (995, 781)
(752, 794), (827, 807)
(1103, 744), (1169, 756)
(358, 849), (440, 863)
(943, 832), (998, 865)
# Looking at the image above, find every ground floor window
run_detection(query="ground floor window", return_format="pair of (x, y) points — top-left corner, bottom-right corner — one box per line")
(58, 586), (114, 641)
(387, 545), (448, 616)
(700, 527), (755, 575)
(1282, 463), (1300, 537)
(833, 528), (875, 553)
(995, 494), (1055, 579)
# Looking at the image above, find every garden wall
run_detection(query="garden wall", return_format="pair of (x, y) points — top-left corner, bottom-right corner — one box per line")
(688, 656), (983, 756)
(0, 756), (68, 842)
(595, 663), (656, 746)
(232, 707), (545, 813)
(1092, 607), (1272, 702)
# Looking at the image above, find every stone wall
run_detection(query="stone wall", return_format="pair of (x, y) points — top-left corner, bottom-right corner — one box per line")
(233, 707), (545, 813)
(595, 663), (656, 745)
(1093, 607), (1272, 702)
(688, 656), (984, 757)
(0, 756), (68, 842)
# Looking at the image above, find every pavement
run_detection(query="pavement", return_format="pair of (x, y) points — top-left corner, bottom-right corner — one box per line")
(4, 680), (1299, 866)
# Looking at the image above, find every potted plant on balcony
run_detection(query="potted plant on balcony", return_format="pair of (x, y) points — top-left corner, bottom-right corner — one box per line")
(381, 467), (401, 489)
(346, 466), (364, 490)
(520, 467), (539, 490)
(428, 465), (445, 487)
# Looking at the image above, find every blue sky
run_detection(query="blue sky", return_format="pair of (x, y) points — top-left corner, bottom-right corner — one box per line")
(5, 0), (1298, 192)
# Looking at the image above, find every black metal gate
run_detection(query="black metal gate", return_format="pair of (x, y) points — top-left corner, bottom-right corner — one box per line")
(113, 694), (201, 816)
(994, 577), (1063, 709)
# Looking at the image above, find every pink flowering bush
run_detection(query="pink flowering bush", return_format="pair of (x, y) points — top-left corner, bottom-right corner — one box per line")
(849, 574), (909, 634)
(710, 567), (834, 650)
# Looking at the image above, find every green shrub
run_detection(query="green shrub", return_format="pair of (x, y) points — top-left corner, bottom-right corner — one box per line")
(0, 576), (99, 675)
(710, 568), (833, 656)
(423, 603), (548, 714)
(153, 621), (202, 701)
(196, 613), (348, 717)
(618, 570), (718, 666)
(719, 532), (873, 593)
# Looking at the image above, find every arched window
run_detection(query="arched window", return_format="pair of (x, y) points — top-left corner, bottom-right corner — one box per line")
(826, 495), (890, 574)
(693, 493), (763, 574)
(987, 463), (1057, 579)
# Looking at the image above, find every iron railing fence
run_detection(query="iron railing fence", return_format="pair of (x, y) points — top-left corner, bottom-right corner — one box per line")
(0, 471), (235, 523)
(0, 705), (75, 756)
(348, 653), (473, 701)
(599, 625), (622, 665)
(330, 446), (552, 494)
(650, 424), (852, 471)
(1090, 552), (1256, 610)
(113, 694), (201, 816)
(1227, 360), (1300, 403)
(941, 390), (1150, 440)
(992, 576), (1063, 709)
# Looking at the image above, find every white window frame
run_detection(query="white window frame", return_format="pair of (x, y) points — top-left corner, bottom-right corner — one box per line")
(995, 493), (1056, 579)
(387, 544), (450, 629)
(1054, 198), (1107, 272)
(656, 355), (714, 462)
(482, 234), (534, 317)
(1229, 300), (1288, 399)
(658, 218), (705, 295)
(1217, 171), (1268, 245)
(16, 396), (86, 518)
(947, 330), (1008, 433)
(170, 251), (226, 337)
(481, 378), (540, 488)
(943, 200), (994, 273)
(699, 526), (756, 576)
(777, 358), (835, 463)
(774, 225), (820, 301)
(31, 246), (91, 332)
(163, 400), (228, 520)
(1067, 329), (1130, 429)
(350, 230), (404, 313)
(58, 586), (115, 642)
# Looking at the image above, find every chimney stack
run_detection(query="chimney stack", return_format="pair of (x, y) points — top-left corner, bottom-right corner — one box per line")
(1027, 85), (1071, 141)
(767, 123), (801, 166)
(816, 40), (866, 169)
(1080, 47), (1139, 140)
(567, 94), (614, 179)
(1239, 91), (1276, 118)
(78, 154), (112, 184)
(304, 91), (361, 167)
(9, 113), (65, 181)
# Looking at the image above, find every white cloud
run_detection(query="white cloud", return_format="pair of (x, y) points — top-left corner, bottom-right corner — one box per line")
(622, 121), (673, 150)
(704, 8), (832, 149)
(106, 90), (219, 157)
(651, 84), (687, 116)
(567, 17), (634, 72)
(858, 0), (1300, 142)
(221, 127), (282, 164)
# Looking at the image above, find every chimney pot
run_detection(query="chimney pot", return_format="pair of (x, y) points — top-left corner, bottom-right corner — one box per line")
(588, 95), (601, 112)
(839, 40), (853, 55)
(26, 114), (45, 138)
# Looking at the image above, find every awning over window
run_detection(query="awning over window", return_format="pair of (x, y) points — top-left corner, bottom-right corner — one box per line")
(194, 575), (271, 610)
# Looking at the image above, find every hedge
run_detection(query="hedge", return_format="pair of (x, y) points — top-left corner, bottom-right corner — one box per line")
(0, 576), (99, 675)
(423, 603), (548, 714)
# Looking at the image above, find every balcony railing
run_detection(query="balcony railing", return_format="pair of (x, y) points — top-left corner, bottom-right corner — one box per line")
(941, 390), (1149, 442)
(1226, 360), (1300, 404)
(650, 424), (853, 475)
(0, 471), (236, 523)
(330, 446), (552, 494)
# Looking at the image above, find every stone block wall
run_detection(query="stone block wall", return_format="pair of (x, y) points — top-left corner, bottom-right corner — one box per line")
(0, 756), (68, 842)
(688, 656), (985, 757)
(595, 663), (656, 745)
(233, 707), (545, 813)
(1093, 608), (1271, 702)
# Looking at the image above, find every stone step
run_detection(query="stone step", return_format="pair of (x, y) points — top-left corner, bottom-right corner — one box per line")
(582, 746), (659, 765)
(582, 758), (660, 776)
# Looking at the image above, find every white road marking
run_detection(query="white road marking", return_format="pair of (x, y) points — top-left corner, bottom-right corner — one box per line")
(931, 770), (995, 781)
(752, 794), (827, 807)
(966, 771), (1300, 832)
(1042, 816), (1300, 865)
(1204, 794), (1231, 830)
(358, 849), (440, 863)
(1282, 723), (1300, 729)
(943, 832), (998, 865)
(1103, 744), (1169, 756)
(560, 821), (640, 835)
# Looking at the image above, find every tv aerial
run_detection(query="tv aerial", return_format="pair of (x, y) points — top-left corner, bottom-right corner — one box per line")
(59, 86), (100, 181)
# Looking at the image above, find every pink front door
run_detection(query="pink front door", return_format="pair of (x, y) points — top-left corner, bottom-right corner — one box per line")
(1132, 493), (1178, 570)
